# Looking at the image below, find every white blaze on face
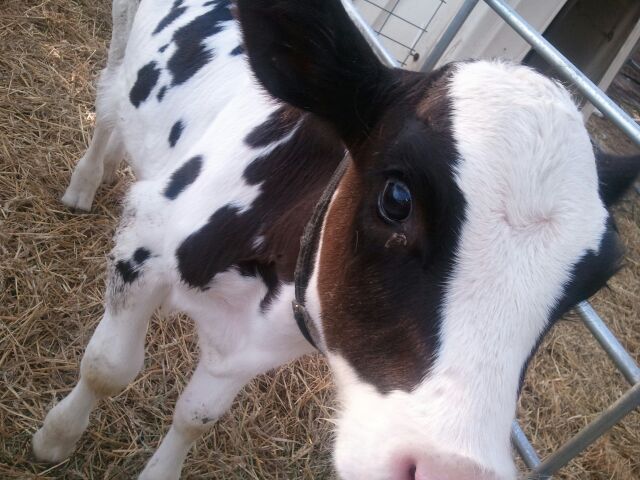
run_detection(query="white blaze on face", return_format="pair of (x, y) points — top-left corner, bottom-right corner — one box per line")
(326, 61), (609, 480)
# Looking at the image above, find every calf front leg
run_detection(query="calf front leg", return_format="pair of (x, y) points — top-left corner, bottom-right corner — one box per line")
(139, 295), (314, 480)
(33, 251), (166, 462)
(138, 363), (250, 480)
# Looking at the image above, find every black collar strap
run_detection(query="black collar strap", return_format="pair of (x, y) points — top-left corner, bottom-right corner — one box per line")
(292, 152), (350, 352)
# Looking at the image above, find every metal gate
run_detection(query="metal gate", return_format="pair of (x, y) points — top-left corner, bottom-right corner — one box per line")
(345, 0), (640, 477)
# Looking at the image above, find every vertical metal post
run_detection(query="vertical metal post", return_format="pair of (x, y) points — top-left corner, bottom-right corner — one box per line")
(421, 0), (480, 72)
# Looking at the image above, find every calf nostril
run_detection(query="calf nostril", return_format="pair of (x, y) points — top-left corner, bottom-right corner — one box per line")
(392, 459), (418, 480)
(407, 464), (417, 480)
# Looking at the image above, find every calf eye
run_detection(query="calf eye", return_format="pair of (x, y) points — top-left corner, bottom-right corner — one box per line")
(378, 179), (412, 222)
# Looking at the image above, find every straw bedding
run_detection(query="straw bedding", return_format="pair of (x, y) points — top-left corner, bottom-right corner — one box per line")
(1, 1), (638, 478)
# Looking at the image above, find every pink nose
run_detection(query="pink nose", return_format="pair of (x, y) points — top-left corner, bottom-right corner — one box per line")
(393, 454), (499, 480)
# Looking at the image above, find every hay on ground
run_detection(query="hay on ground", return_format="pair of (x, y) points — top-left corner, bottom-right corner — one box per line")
(0, 1), (638, 478)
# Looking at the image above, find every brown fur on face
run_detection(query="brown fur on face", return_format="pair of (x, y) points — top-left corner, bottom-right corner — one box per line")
(416, 72), (452, 125)
(315, 65), (463, 394)
(317, 162), (434, 392)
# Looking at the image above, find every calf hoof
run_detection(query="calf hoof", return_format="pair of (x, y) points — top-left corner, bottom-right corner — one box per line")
(61, 185), (96, 212)
(102, 169), (119, 186)
(102, 159), (122, 185)
(138, 462), (182, 480)
(32, 426), (79, 463)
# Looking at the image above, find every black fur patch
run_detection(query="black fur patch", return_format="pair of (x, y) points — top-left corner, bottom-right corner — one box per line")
(164, 156), (203, 200)
(159, 44), (170, 53)
(169, 120), (185, 147)
(244, 107), (302, 149)
(519, 216), (623, 391)
(157, 86), (168, 102)
(115, 248), (151, 284)
(133, 247), (151, 264)
(595, 148), (640, 207)
(230, 45), (245, 56)
(236, 0), (393, 145)
(177, 205), (256, 289)
(116, 260), (139, 284)
(167, 0), (233, 86)
(130, 61), (161, 108)
(550, 218), (622, 321)
(153, 0), (187, 35)
(176, 114), (343, 291)
(237, 261), (281, 311)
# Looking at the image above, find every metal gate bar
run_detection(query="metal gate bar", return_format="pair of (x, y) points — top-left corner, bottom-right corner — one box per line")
(511, 421), (541, 470)
(483, 0), (640, 149)
(421, 0), (480, 73)
(535, 383), (640, 477)
(424, 0), (640, 148)
(577, 302), (640, 386)
(344, 1), (400, 67)
(521, 301), (640, 477)
(358, 0), (448, 67)
(348, 0), (640, 477)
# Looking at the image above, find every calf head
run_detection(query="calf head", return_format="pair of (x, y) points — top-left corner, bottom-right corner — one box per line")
(237, 1), (639, 479)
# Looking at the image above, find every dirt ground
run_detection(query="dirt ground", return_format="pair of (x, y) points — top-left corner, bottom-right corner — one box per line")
(0, 1), (638, 479)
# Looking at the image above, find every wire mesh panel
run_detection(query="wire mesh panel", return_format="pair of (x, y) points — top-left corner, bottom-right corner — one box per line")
(354, 0), (448, 68)
(353, 0), (572, 72)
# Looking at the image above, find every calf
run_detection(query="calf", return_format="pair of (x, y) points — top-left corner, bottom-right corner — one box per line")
(34, 0), (639, 479)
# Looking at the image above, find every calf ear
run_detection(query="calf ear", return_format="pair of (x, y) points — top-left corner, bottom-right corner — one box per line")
(236, 0), (394, 145)
(595, 147), (640, 207)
